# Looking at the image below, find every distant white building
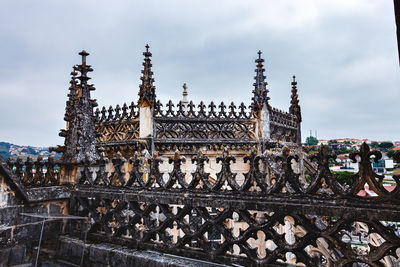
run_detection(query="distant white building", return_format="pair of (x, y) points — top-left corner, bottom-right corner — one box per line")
(332, 154), (359, 173)
(372, 159), (394, 174)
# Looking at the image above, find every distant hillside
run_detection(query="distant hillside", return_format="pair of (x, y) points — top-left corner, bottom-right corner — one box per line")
(0, 141), (62, 160)
(0, 142), (11, 159)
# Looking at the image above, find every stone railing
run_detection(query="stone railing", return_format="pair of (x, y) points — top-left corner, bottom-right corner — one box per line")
(0, 155), (69, 202)
(270, 107), (297, 128)
(6, 156), (59, 187)
(269, 108), (299, 144)
(153, 100), (258, 145)
(68, 143), (400, 266)
(91, 98), (302, 148)
(95, 102), (139, 123)
(154, 100), (254, 120)
(94, 102), (140, 145)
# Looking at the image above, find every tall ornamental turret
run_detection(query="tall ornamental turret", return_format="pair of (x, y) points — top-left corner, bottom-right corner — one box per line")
(137, 45), (156, 144)
(137, 44), (156, 108)
(250, 51), (271, 146)
(251, 50), (270, 114)
(75, 50), (100, 163)
(59, 50), (99, 164)
(289, 75), (302, 146)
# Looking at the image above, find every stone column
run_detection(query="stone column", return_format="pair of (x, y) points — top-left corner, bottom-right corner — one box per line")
(139, 106), (153, 138)
(256, 105), (271, 153)
(59, 165), (77, 185)
(260, 105), (270, 140)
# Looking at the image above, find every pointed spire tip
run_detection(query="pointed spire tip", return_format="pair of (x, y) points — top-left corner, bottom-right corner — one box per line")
(252, 49), (269, 111)
(79, 50), (89, 56)
(138, 44), (155, 107)
(79, 50), (89, 65)
(143, 44), (152, 57)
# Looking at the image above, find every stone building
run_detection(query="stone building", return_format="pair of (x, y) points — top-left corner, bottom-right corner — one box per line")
(58, 45), (302, 182)
(92, 47), (302, 157)
(1, 45), (399, 267)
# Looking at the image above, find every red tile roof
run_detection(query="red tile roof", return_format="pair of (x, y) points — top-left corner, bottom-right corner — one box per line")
(357, 185), (396, 197)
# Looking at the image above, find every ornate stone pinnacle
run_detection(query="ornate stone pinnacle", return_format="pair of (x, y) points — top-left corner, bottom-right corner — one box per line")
(291, 75), (298, 101)
(251, 50), (269, 112)
(290, 75), (301, 122)
(138, 44), (156, 108)
(143, 44), (152, 58)
(60, 50), (99, 164)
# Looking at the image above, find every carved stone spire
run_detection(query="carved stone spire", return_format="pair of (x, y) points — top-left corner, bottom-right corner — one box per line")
(58, 70), (80, 162)
(59, 50), (99, 164)
(251, 50), (269, 113)
(289, 75), (301, 122)
(138, 44), (156, 108)
(75, 50), (99, 163)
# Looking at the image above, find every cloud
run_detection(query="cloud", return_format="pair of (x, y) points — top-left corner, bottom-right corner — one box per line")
(0, 0), (398, 146)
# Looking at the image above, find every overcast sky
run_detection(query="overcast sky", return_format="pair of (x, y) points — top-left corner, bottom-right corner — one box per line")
(0, 0), (398, 147)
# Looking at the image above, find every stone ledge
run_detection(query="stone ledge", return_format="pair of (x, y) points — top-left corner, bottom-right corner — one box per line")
(57, 236), (230, 267)
(0, 244), (29, 266)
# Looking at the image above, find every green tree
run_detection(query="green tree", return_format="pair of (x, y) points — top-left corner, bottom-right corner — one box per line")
(387, 149), (395, 159)
(370, 142), (379, 149)
(336, 147), (354, 155)
(0, 142), (11, 159)
(332, 171), (353, 185)
(378, 142), (394, 151)
(305, 136), (318, 146)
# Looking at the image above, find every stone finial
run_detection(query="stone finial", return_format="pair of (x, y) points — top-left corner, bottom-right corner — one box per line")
(138, 44), (156, 108)
(251, 50), (269, 113)
(79, 50), (89, 66)
(182, 83), (189, 107)
(289, 75), (301, 122)
(183, 83), (188, 96)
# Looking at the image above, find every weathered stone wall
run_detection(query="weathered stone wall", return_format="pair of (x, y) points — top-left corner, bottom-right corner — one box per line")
(0, 174), (68, 266)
